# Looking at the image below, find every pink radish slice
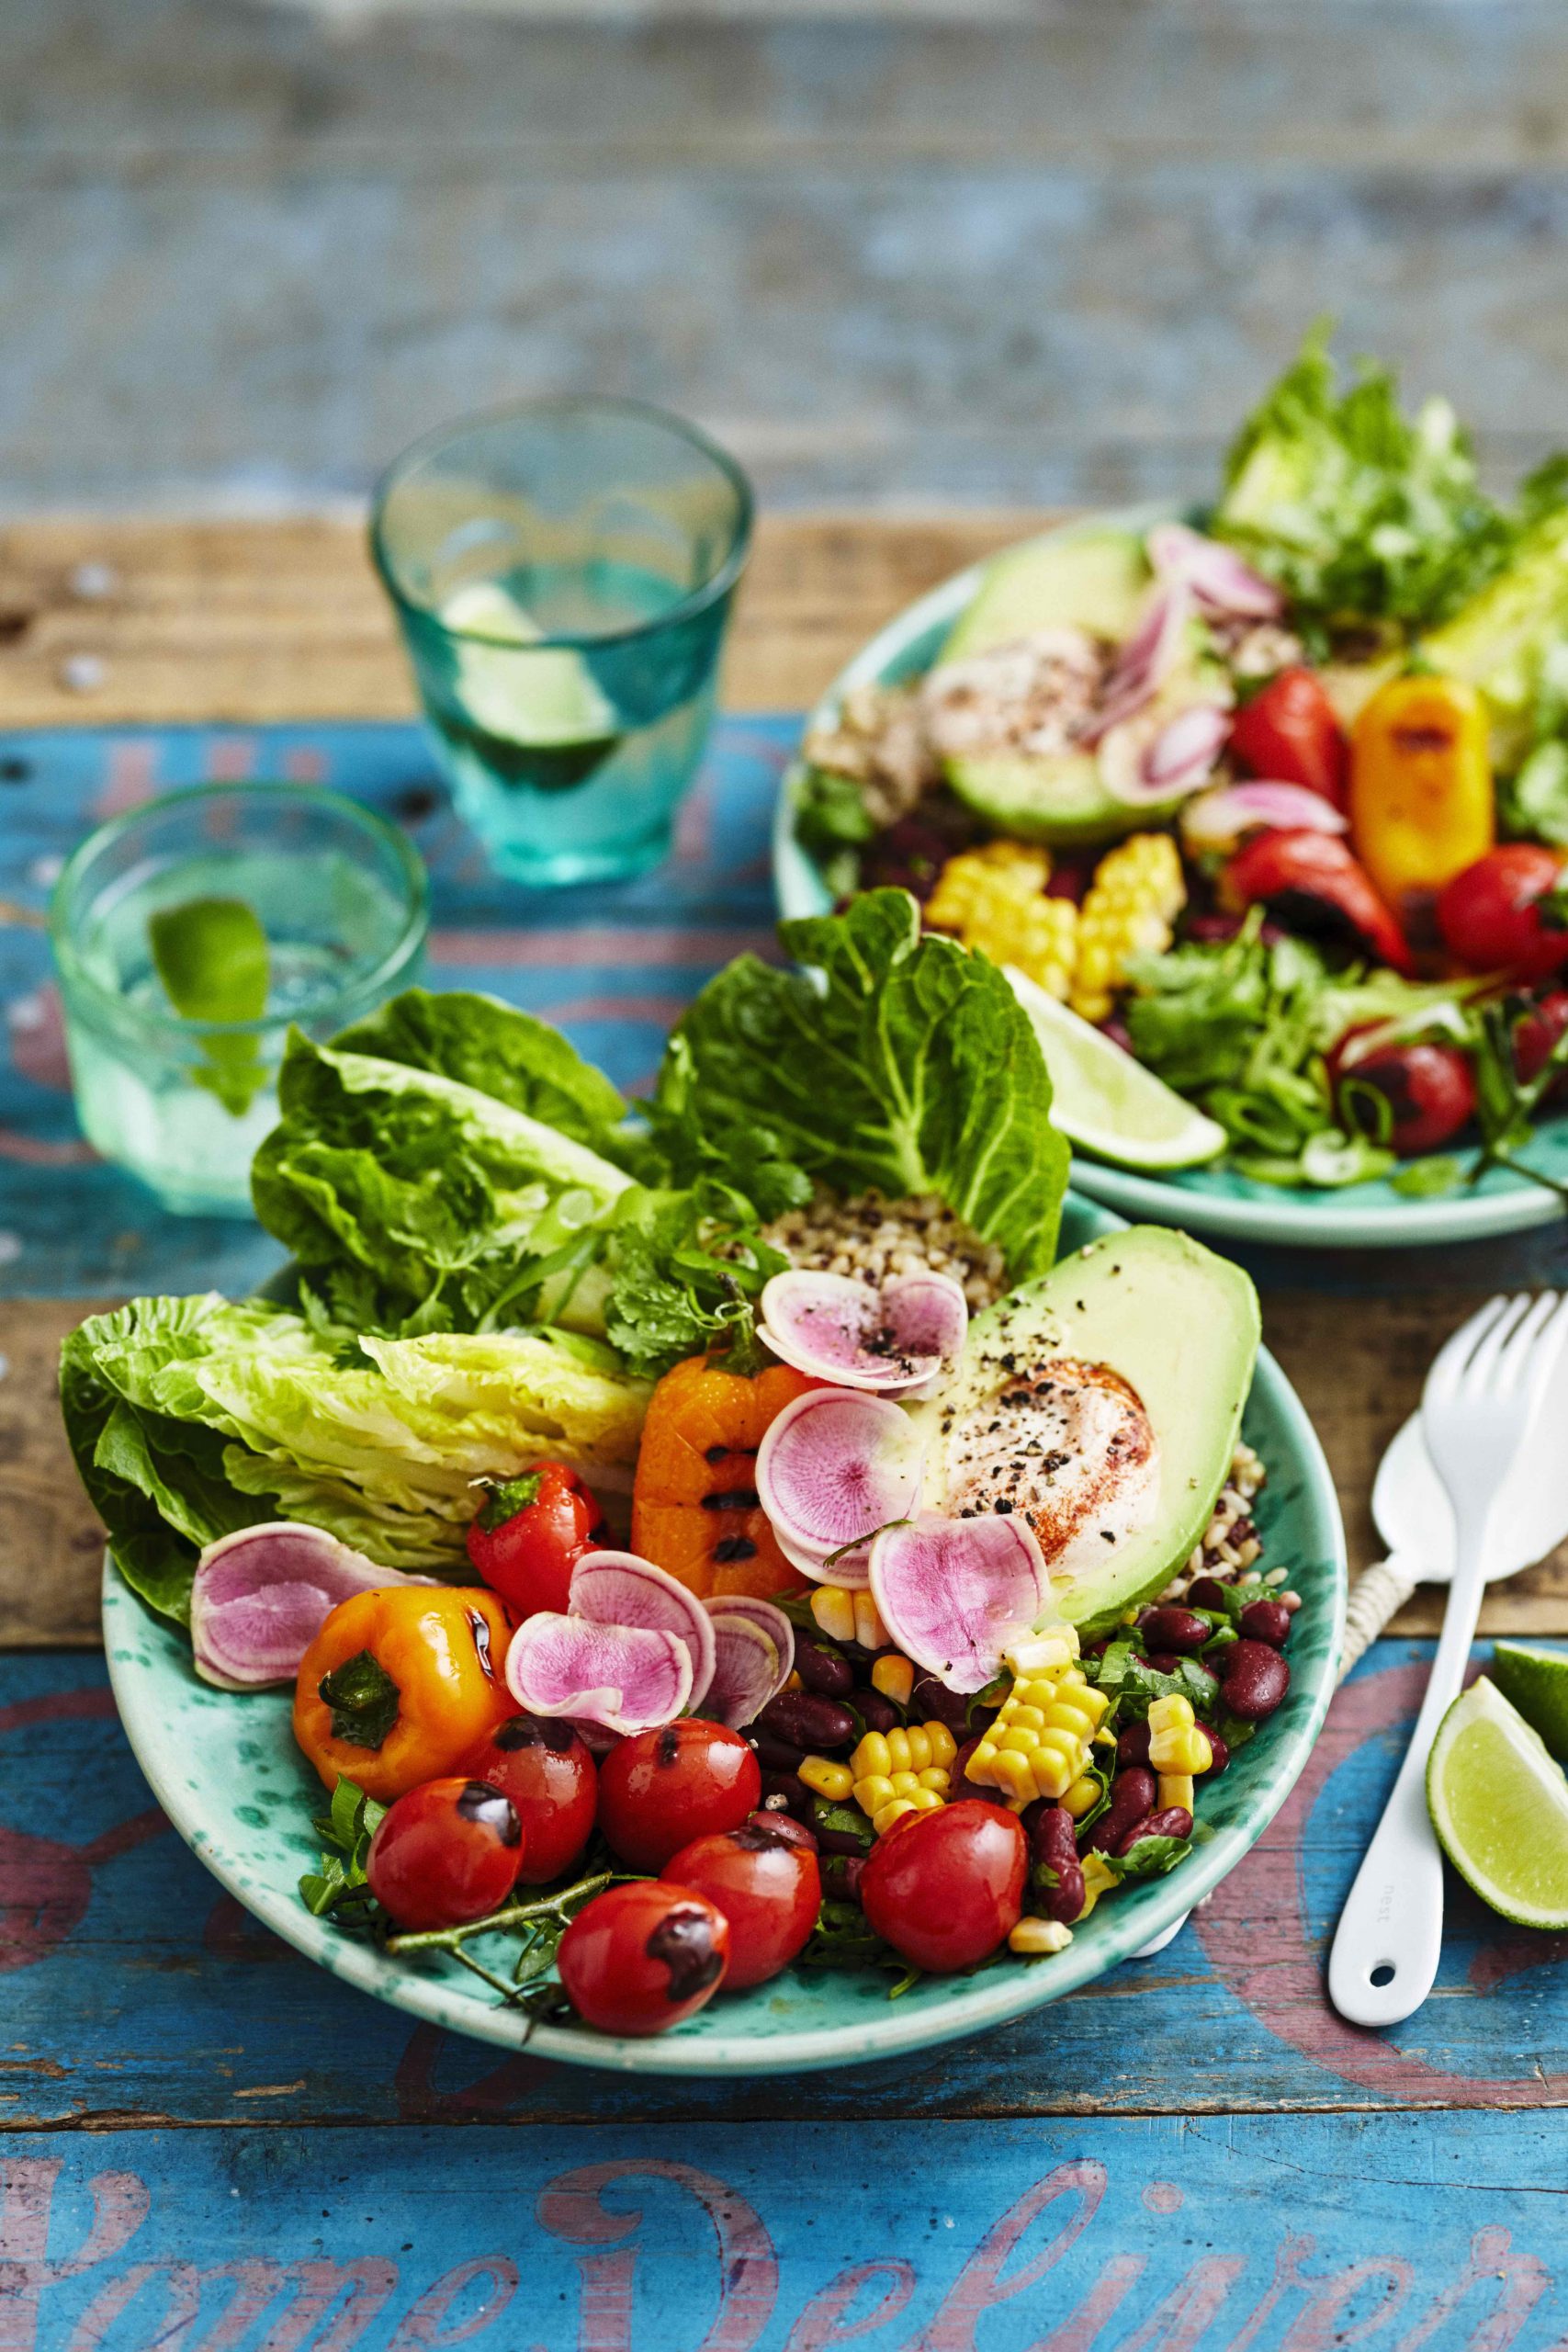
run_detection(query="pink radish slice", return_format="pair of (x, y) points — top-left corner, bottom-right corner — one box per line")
(1147, 522), (1283, 619)
(772, 1521), (873, 1591)
(569, 1549), (716, 1711)
(757, 1387), (925, 1563)
(1140, 702), (1231, 795)
(705, 1618), (784, 1729)
(869, 1513), (1050, 1693)
(759, 1268), (967, 1394)
(506, 1611), (692, 1735)
(1182, 780), (1348, 853)
(190, 1521), (426, 1690)
(1088, 586), (1190, 740)
(705, 1594), (796, 1693)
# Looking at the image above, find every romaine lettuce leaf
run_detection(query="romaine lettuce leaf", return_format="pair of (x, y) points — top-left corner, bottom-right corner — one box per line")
(1423, 499), (1568, 767)
(659, 889), (1070, 1279)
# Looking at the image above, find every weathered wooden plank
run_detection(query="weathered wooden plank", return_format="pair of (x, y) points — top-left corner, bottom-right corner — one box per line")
(4, 1645), (1567, 2131)
(5, 2110), (1568, 2352)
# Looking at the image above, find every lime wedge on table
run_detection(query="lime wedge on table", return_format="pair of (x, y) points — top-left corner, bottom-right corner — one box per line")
(1427, 1676), (1568, 1929)
(1490, 1641), (1568, 1759)
(148, 894), (269, 1117)
(1005, 967), (1226, 1172)
(443, 580), (619, 751)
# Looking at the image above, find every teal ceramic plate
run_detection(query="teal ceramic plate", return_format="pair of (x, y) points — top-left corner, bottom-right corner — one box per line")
(774, 509), (1568, 1251)
(103, 1196), (1346, 2075)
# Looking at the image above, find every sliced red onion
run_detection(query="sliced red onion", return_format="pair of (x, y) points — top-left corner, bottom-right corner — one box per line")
(704, 1617), (784, 1730)
(868, 1512), (1050, 1694)
(1181, 780), (1349, 854)
(505, 1611), (693, 1736)
(705, 1594), (796, 1691)
(1147, 522), (1283, 620)
(1100, 699), (1230, 808)
(771, 1521), (873, 1591)
(569, 1549), (716, 1711)
(758, 1268), (967, 1395)
(1087, 585), (1190, 741)
(190, 1521), (424, 1690)
(757, 1387), (926, 1565)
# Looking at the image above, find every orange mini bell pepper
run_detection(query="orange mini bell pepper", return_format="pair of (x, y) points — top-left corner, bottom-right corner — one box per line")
(631, 1353), (815, 1601)
(293, 1585), (514, 1802)
(1348, 673), (1494, 923)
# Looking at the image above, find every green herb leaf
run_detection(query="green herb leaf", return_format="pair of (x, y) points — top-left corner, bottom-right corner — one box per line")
(298, 1776), (388, 1925)
(1108, 1834), (1192, 1881)
(149, 894), (270, 1116)
(318, 1648), (400, 1749)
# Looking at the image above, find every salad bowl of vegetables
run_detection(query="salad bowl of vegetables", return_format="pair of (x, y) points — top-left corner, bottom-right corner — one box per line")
(777, 329), (1568, 1247)
(72, 905), (1344, 2070)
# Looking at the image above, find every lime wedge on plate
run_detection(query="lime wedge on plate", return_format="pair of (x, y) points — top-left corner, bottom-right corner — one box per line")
(1427, 1675), (1568, 1928)
(443, 580), (618, 751)
(1006, 967), (1226, 1172)
(1489, 1640), (1568, 1759)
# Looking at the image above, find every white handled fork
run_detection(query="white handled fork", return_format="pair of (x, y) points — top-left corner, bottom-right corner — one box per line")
(1328, 1291), (1568, 2028)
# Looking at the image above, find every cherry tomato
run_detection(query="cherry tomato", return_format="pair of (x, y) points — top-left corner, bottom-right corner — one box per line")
(1513, 989), (1568, 1092)
(465, 1463), (604, 1619)
(366, 1776), (523, 1932)
(460, 1713), (598, 1885)
(1336, 1040), (1477, 1156)
(558, 1879), (729, 2036)
(859, 1800), (1026, 1973)
(661, 1823), (821, 1988)
(597, 1719), (761, 1871)
(1229, 668), (1348, 810)
(1438, 846), (1568, 982)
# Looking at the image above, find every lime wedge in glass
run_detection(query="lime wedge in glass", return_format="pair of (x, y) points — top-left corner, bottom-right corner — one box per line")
(443, 580), (619, 752)
(1427, 1674), (1568, 1929)
(149, 893), (269, 1117)
(1489, 1640), (1568, 1760)
(1006, 967), (1226, 1172)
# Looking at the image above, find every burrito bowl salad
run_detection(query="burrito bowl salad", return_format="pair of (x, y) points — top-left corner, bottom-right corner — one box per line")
(63, 894), (1302, 2037)
(793, 328), (1568, 1199)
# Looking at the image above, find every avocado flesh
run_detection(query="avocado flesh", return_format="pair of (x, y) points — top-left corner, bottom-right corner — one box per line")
(916, 1226), (1260, 1633)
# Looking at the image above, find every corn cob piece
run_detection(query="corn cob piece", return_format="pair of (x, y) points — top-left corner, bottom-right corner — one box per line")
(1070, 831), (1186, 1023)
(809, 1587), (857, 1645)
(924, 842), (1079, 1001)
(851, 1723), (958, 1836)
(964, 1656), (1111, 1811)
(1010, 1917), (1074, 1956)
(1157, 1773), (1196, 1814)
(1146, 1695), (1213, 1776)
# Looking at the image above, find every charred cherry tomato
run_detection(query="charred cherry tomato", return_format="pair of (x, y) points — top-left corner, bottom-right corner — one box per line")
(1438, 845), (1568, 982)
(460, 1713), (598, 1885)
(1223, 830), (1413, 973)
(293, 1587), (514, 1804)
(1229, 668), (1348, 810)
(1513, 988), (1568, 1092)
(1335, 1038), (1477, 1156)
(597, 1719), (761, 1871)
(558, 1879), (729, 2036)
(465, 1463), (604, 1619)
(366, 1776), (523, 1931)
(859, 1800), (1027, 1974)
(661, 1822), (821, 1988)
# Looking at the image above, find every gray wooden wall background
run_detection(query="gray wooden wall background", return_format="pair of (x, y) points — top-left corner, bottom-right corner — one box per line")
(6, 0), (1568, 514)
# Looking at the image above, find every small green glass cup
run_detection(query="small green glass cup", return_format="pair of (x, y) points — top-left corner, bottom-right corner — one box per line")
(50, 782), (429, 1216)
(370, 395), (752, 888)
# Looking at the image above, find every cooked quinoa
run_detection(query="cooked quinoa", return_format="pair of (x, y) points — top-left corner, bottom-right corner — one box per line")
(765, 1188), (1009, 1313)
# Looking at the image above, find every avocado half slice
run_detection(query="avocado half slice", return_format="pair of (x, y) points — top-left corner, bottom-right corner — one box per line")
(915, 1226), (1260, 1633)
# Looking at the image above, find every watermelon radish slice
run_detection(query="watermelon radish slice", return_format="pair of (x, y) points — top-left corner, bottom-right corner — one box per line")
(704, 1616), (784, 1729)
(190, 1521), (428, 1690)
(758, 1269), (967, 1396)
(705, 1594), (796, 1691)
(869, 1512), (1051, 1693)
(505, 1611), (693, 1736)
(756, 1387), (926, 1564)
(570, 1549), (716, 1710)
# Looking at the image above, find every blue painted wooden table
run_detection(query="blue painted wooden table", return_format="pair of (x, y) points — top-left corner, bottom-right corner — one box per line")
(5, 719), (1568, 2349)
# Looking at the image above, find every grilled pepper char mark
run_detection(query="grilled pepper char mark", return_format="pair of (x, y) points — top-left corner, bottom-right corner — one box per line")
(631, 1353), (817, 1600)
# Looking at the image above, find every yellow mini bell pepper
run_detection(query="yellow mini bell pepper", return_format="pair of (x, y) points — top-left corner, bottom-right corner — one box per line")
(1348, 673), (1494, 922)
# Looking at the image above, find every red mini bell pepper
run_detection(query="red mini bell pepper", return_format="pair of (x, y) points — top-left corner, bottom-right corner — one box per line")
(1223, 829), (1414, 975)
(1229, 669), (1349, 811)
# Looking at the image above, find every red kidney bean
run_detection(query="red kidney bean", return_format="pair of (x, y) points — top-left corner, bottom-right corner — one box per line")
(795, 1638), (856, 1700)
(752, 1730), (807, 1775)
(759, 1768), (813, 1820)
(1029, 1804), (1086, 1925)
(854, 1689), (900, 1737)
(1223, 1639), (1291, 1722)
(1138, 1605), (1211, 1656)
(1237, 1599), (1292, 1649)
(1204, 1727), (1231, 1776)
(1085, 1767), (1156, 1854)
(750, 1806), (818, 1851)
(759, 1690), (857, 1753)
(1116, 1804), (1192, 1855)
(1145, 1651), (1182, 1675)
(1116, 1720), (1152, 1770)
(1187, 1576), (1229, 1611)
(909, 1672), (971, 1736)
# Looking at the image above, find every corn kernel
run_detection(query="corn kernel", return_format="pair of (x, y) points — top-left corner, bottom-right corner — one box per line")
(887, 1770), (920, 1797)
(924, 1722), (957, 1769)
(1063, 1775), (1101, 1819)
(1157, 1773), (1195, 1815)
(923, 843), (1079, 1001)
(784, 1670), (803, 1691)
(852, 1731), (892, 1781)
(1010, 1917), (1074, 1956)
(886, 1727), (912, 1773)
(853, 1593), (886, 1650)
(1070, 831), (1186, 1023)
(854, 1773), (897, 1815)
(1148, 1695), (1194, 1734)
(1077, 1852), (1119, 1918)
(1190, 1728), (1214, 1775)
(810, 1588), (857, 1645)
(871, 1655), (914, 1707)
(800, 1756), (854, 1802)
(906, 1726), (935, 1772)
(917, 1767), (950, 1792)
(1004, 1628), (1079, 1677)
(1041, 1702), (1096, 1740)
(874, 1797), (918, 1834)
